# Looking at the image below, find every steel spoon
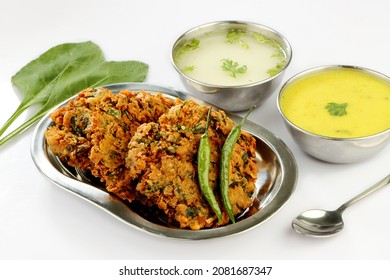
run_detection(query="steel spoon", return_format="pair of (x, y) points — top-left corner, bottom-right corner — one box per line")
(292, 174), (390, 237)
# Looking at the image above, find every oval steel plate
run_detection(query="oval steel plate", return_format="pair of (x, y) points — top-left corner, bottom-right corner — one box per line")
(31, 82), (298, 240)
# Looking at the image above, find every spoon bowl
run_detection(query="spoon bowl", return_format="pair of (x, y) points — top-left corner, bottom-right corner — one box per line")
(292, 174), (390, 237)
(292, 209), (344, 237)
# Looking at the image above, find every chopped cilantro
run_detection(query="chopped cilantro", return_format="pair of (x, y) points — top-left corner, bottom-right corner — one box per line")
(182, 65), (196, 72)
(226, 29), (249, 49)
(325, 102), (348, 116)
(221, 58), (247, 78)
(176, 39), (200, 58)
(267, 62), (286, 77)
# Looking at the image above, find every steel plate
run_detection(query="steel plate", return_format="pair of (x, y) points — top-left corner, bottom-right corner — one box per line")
(31, 82), (298, 239)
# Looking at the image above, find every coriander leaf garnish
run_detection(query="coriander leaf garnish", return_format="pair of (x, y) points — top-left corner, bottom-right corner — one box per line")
(221, 58), (247, 78)
(182, 65), (196, 72)
(252, 32), (287, 60)
(176, 38), (200, 58)
(252, 32), (279, 49)
(252, 32), (270, 44)
(325, 102), (348, 116)
(226, 29), (249, 49)
(335, 129), (352, 135)
(267, 62), (286, 77)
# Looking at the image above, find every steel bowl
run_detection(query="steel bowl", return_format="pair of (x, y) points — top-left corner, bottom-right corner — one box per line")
(277, 65), (390, 163)
(171, 20), (292, 112)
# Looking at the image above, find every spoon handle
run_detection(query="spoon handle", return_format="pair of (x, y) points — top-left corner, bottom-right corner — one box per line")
(337, 174), (390, 213)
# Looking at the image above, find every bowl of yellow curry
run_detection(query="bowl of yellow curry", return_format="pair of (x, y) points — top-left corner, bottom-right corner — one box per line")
(277, 65), (390, 163)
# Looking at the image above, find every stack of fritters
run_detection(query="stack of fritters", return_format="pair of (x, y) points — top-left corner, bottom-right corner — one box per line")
(45, 87), (177, 200)
(45, 88), (259, 230)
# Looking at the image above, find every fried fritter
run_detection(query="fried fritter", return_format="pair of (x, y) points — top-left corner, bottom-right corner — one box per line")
(45, 87), (177, 200)
(45, 88), (259, 230)
(125, 100), (258, 229)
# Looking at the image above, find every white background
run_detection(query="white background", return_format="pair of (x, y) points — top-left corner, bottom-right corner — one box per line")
(0, 0), (389, 261)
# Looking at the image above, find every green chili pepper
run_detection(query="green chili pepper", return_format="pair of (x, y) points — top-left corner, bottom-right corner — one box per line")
(220, 106), (255, 223)
(198, 107), (223, 223)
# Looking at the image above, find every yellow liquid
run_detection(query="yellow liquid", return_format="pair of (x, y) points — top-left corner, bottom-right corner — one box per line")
(174, 30), (286, 86)
(280, 68), (390, 138)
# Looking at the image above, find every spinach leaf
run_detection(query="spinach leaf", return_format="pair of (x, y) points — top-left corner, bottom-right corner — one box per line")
(0, 41), (148, 148)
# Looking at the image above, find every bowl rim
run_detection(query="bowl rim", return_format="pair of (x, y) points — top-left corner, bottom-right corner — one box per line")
(170, 20), (293, 89)
(277, 64), (390, 141)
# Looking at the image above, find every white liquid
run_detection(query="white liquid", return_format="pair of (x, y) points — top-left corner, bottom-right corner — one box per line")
(174, 30), (286, 86)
